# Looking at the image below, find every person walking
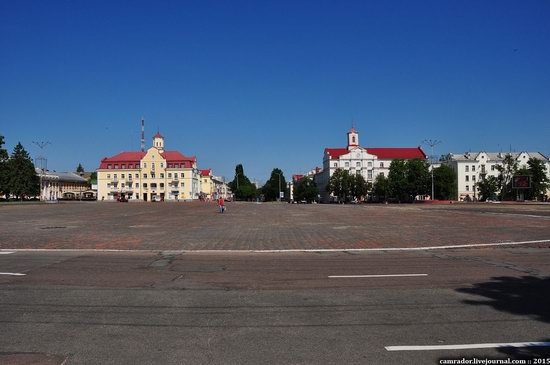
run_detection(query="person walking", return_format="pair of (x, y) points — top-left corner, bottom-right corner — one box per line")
(217, 196), (225, 213)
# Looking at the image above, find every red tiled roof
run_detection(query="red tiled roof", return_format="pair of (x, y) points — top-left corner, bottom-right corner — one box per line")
(324, 148), (349, 159)
(153, 131), (164, 138)
(200, 169), (211, 177)
(161, 151), (196, 162)
(325, 147), (426, 160)
(292, 174), (304, 182)
(366, 147), (426, 159)
(99, 150), (196, 169)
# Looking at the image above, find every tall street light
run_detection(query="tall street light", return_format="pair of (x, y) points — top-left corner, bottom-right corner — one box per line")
(275, 172), (282, 201)
(235, 172), (242, 200)
(422, 139), (441, 200)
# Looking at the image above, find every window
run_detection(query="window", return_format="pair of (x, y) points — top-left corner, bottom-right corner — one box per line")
(333, 163), (337, 167)
(136, 183), (139, 188)
(367, 161), (372, 167)
(380, 172), (385, 177)
(472, 176), (476, 182)
(181, 182), (185, 187)
(107, 183), (111, 188)
(107, 164), (112, 169)
(380, 162), (384, 168)
(143, 183), (148, 188)
(181, 173), (184, 178)
(160, 183), (164, 188)
(151, 172), (156, 178)
(168, 173), (172, 178)
(143, 162), (147, 168)
(114, 174), (117, 178)
(143, 173), (147, 179)
(466, 185), (469, 191)
(122, 164), (126, 169)
(465, 176), (469, 182)
(465, 166), (469, 172)
(121, 183), (125, 188)
(160, 173), (164, 178)
(491, 165), (495, 171)
(356, 162), (361, 167)
(107, 174), (111, 179)
(368, 171), (373, 179)
(136, 194), (139, 200)
(160, 163), (164, 168)
(472, 165), (476, 172)
(114, 164), (118, 169)
(151, 183), (157, 188)
(135, 173), (139, 178)
(121, 174), (125, 179)
(345, 162), (349, 167)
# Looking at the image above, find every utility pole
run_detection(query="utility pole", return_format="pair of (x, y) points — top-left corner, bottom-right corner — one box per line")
(422, 139), (441, 200)
(32, 141), (51, 201)
(275, 172), (282, 201)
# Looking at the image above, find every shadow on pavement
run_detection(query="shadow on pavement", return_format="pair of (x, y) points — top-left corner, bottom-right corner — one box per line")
(458, 276), (550, 359)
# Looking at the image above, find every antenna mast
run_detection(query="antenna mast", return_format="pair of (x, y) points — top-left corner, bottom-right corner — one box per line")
(141, 117), (145, 152)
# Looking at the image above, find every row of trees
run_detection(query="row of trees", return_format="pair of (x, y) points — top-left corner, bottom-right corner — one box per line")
(228, 164), (290, 201)
(476, 155), (549, 201)
(327, 159), (457, 203)
(0, 136), (40, 200)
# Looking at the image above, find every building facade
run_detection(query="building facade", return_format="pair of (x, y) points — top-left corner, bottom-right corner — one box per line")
(316, 128), (427, 202)
(36, 169), (90, 200)
(97, 133), (200, 201)
(444, 151), (550, 201)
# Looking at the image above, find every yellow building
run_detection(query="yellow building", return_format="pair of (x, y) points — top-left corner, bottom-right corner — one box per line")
(97, 132), (199, 201)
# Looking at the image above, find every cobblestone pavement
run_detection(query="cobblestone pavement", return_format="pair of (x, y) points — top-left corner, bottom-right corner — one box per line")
(0, 202), (549, 250)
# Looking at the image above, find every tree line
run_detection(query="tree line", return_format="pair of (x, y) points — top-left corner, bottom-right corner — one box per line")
(0, 135), (40, 200)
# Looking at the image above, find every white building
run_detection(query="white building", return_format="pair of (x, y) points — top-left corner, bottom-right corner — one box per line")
(36, 168), (90, 201)
(316, 128), (427, 202)
(444, 151), (550, 201)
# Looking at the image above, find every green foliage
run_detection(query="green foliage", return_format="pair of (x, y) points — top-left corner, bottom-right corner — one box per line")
(89, 171), (97, 185)
(373, 173), (389, 201)
(293, 176), (318, 203)
(228, 164), (256, 200)
(387, 159), (430, 202)
(262, 168), (288, 201)
(496, 154), (518, 200)
(476, 175), (499, 201)
(0, 135), (9, 197)
(6, 142), (39, 200)
(327, 168), (350, 202)
(433, 164), (457, 200)
(527, 158), (550, 201)
(76, 163), (84, 173)
(326, 169), (370, 203)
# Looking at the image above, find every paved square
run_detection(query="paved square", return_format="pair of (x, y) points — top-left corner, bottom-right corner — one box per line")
(1, 202), (549, 250)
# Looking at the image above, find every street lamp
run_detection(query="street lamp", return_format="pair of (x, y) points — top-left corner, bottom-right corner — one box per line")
(275, 172), (282, 201)
(422, 139), (441, 201)
(235, 172), (242, 200)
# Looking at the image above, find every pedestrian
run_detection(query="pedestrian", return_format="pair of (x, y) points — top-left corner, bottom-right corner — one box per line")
(217, 196), (225, 213)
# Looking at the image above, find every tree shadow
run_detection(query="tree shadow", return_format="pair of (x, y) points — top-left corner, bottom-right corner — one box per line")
(458, 276), (550, 359)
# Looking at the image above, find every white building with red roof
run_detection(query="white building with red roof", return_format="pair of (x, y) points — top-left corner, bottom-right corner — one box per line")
(317, 128), (427, 202)
(97, 132), (200, 201)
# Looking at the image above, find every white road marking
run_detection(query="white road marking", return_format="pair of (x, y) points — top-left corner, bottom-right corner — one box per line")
(0, 251), (15, 255)
(0, 272), (26, 276)
(1, 238), (549, 253)
(385, 341), (550, 351)
(329, 274), (428, 278)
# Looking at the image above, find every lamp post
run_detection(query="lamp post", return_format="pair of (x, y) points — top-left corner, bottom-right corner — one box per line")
(275, 172), (282, 201)
(235, 172), (242, 200)
(422, 139), (441, 201)
(32, 141), (51, 201)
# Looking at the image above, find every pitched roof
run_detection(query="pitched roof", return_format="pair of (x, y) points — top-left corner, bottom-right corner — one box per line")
(200, 169), (212, 177)
(366, 147), (426, 159)
(153, 131), (164, 139)
(324, 147), (426, 160)
(161, 151), (196, 162)
(98, 150), (196, 169)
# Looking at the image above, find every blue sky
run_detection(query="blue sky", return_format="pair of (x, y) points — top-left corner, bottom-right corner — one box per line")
(1, 0), (549, 182)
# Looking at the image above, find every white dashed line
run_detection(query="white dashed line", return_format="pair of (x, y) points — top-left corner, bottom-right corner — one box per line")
(0, 252), (15, 255)
(329, 274), (428, 278)
(385, 341), (550, 351)
(0, 272), (26, 276)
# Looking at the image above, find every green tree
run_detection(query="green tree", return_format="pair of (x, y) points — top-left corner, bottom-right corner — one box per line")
(527, 158), (550, 201)
(349, 173), (370, 202)
(373, 173), (389, 202)
(293, 176), (318, 203)
(6, 142), (39, 200)
(387, 159), (408, 202)
(433, 164), (457, 200)
(406, 159), (430, 199)
(89, 171), (97, 185)
(76, 163), (85, 174)
(327, 168), (351, 203)
(0, 135), (9, 198)
(228, 164), (256, 200)
(262, 168), (288, 201)
(476, 175), (499, 201)
(496, 154), (518, 200)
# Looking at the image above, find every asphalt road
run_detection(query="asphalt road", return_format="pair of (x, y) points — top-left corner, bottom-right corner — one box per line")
(1, 248), (550, 364)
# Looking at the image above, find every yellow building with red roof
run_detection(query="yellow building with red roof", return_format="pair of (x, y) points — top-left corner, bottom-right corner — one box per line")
(97, 132), (200, 201)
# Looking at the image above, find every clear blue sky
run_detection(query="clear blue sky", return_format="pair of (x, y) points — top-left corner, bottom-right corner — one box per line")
(1, 0), (549, 183)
